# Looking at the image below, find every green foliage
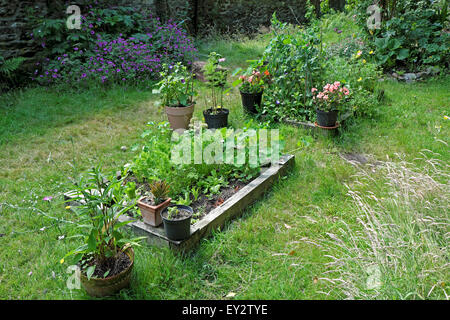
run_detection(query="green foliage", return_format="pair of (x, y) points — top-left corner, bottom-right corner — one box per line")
(0, 55), (26, 90)
(0, 56), (26, 78)
(153, 62), (197, 107)
(323, 52), (382, 118)
(63, 166), (143, 279)
(261, 13), (323, 122)
(27, 3), (152, 59)
(351, 0), (449, 71)
(130, 120), (282, 200)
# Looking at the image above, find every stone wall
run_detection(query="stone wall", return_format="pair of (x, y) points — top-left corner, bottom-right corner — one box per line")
(0, 1), (48, 59)
(0, 0), (310, 61)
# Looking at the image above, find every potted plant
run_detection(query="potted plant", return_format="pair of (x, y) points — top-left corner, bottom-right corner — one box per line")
(137, 180), (171, 227)
(153, 62), (197, 131)
(312, 81), (350, 127)
(161, 204), (193, 241)
(233, 60), (271, 114)
(62, 166), (144, 297)
(203, 52), (229, 129)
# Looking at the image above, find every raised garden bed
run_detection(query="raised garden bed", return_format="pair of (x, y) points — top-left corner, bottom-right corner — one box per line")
(118, 154), (294, 251)
(65, 154), (295, 252)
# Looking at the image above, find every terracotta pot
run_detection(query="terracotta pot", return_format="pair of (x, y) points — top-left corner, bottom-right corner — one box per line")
(165, 104), (195, 130)
(80, 247), (134, 298)
(137, 197), (172, 227)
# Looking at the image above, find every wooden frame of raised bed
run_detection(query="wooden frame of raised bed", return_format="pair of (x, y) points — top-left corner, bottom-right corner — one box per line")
(118, 154), (294, 251)
(65, 154), (294, 252)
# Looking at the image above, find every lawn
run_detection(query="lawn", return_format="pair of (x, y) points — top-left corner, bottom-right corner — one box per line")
(0, 31), (449, 300)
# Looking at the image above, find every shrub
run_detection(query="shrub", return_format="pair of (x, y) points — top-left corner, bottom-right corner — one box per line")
(350, 0), (449, 71)
(322, 52), (382, 118)
(31, 4), (197, 85)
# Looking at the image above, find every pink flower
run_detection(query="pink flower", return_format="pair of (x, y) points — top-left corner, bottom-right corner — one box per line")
(333, 81), (341, 87)
(248, 76), (253, 83)
(311, 87), (318, 93)
(43, 196), (53, 201)
(218, 58), (226, 63)
(323, 95), (329, 100)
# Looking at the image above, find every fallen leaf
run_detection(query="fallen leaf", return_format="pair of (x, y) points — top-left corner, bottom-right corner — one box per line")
(313, 276), (318, 284)
(288, 250), (296, 256)
(214, 198), (224, 207)
(284, 224), (292, 229)
(226, 292), (236, 298)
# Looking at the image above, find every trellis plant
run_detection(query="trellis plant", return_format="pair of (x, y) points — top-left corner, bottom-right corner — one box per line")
(204, 52), (228, 114)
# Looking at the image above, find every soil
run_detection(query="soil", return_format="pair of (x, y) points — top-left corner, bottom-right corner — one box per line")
(139, 196), (163, 206)
(161, 208), (192, 221)
(204, 108), (228, 115)
(80, 251), (131, 279)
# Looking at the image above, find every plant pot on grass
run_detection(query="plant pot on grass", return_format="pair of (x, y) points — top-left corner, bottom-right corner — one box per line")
(80, 247), (134, 297)
(63, 166), (143, 298)
(312, 82), (350, 128)
(240, 90), (263, 114)
(165, 104), (195, 131)
(137, 180), (171, 227)
(161, 205), (193, 241)
(203, 107), (229, 129)
(316, 108), (338, 127)
(153, 62), (197, 131)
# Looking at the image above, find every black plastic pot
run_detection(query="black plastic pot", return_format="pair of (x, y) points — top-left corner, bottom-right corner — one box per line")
(316, 109), (338, 127)
(203, 108), (229, 129)
(240, 90), (263, 114)
(161, 205), (193, 241)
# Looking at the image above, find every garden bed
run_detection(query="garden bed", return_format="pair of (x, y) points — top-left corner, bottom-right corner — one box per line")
(115, 154), (294, 251)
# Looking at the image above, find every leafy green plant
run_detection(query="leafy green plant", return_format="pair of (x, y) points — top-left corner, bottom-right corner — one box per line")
(153, 62), (196, 107)
(261, 13), (323, 122)
(373, 36), (409, 68)
(353, 0), (449, 71)
(62, 166), (143, 280)
(166, 206), (180, 220)
(0, 55), (26, 90)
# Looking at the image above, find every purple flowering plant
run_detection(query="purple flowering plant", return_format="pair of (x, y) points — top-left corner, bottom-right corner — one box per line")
(31, 2), (197, 85)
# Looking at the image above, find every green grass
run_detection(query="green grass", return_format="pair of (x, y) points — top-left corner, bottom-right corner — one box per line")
(0, 20), (449, 300)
